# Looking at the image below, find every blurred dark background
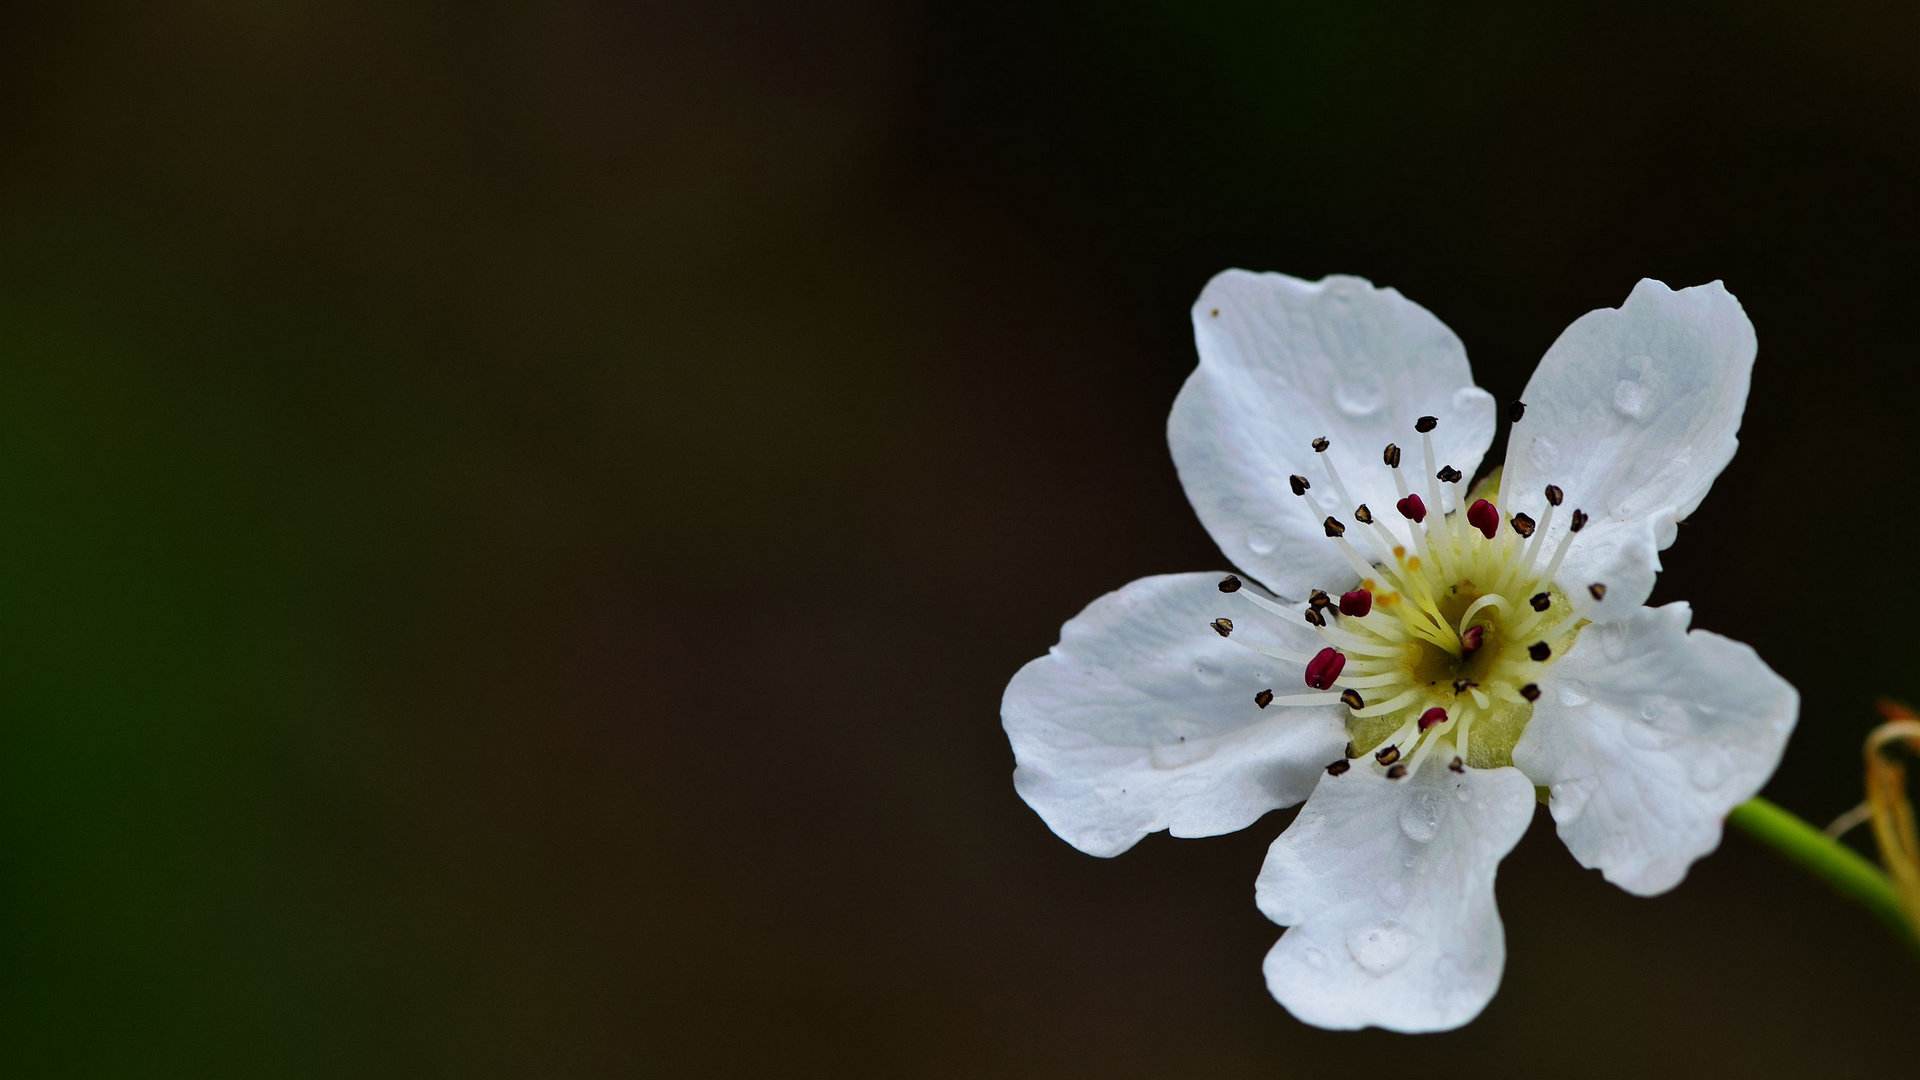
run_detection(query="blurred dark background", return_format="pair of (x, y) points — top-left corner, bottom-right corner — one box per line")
(0, 2), (1914, 1076)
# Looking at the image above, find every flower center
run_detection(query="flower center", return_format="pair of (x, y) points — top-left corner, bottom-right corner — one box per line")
(1215, 414), (1608, 780)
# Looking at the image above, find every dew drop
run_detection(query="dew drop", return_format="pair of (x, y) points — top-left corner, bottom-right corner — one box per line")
(1247, 528), (1279, 556)
(1612, 376), (1650, 418)
(1399, 788), (1443, 843)
(1335, 378), (1384, 417)
(1557, 680), (1591, 708)
(1626, 694), (1686, 750)
(1346, 920), (1415, 975)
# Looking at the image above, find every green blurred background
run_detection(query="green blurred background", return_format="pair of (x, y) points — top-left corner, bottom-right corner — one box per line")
(1, 2), (1914, 1076)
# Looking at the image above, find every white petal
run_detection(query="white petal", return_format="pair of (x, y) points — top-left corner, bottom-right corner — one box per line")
(1501, 280), (1757, 612)
(1003, 573), (1346, 857)
(1171, 271), (1495, 599)
(1513, 603), (1798, 896)
(1255, 761), (1535, 1032)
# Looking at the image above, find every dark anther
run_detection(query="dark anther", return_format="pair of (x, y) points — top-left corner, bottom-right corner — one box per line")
(1544, 483), (1564, 507)
(1383, 442), (1402, 468)
(1452, 678), (1477, 695)
(1418, 706), (1448, 732)
(1211, 617), (1233, 637)
(1254, 689), (1274, 709)
(1344, 740), (1357, 759)
(1508, 400), (1526, 423)
(1339, 589), (1373, 617)
(1353, 503), (1374, 525)
(1308, 589), (1332, 610)
(1323, 516), (1346, 538)
(1386, 764), (1409, 780)
(1588, 582), (1608, 601)
(1395, 493), (1428, 523)
(1461, 625), (1485, 652)
(1341, 688), (1365, 709)
(1289, 474), (1310, 496)
(1520, 683), (1542, 701)
(1415, 416), (1438, 433)
(1304, 606), (1326, 627)
(1510, 512), (1536, 538)
(1528, 641), (1552, 661)
(1374, 743), (1402, 766)
(1325, 759), (1351, 777)
(1570, 508), (1589, 532)
(1437, 464), (1463, 483)
(1218, 574), (1242, 593)
(1311, 436), (1330, 453)
(1304, 646), (1347, 690)
(1466, 498), (1499, 539)
(1529, 591), (1551, 612)
(1449, 756), (1465, 773)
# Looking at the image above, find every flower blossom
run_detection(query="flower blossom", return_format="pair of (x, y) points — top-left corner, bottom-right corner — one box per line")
(1002, 272), (1798, 1031)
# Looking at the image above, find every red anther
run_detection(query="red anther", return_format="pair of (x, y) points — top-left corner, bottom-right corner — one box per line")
(1418, 706), (1449, 732)
(1304, 647), (1347, 690)
(1460, 624), (1485, 652)
(1338, 589), (1373, 617)
(1466, 498), (1499, 539)
(1395, 493), (1428, 523)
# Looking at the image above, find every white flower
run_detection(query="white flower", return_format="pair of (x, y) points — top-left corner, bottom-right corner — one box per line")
(1001, 272), (1798, 1032)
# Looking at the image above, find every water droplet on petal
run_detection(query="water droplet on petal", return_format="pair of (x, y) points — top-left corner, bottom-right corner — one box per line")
(1399, 788), (1443, 843)
(1247, 528), (1278, 556)
(1557, 680), (1591, 708)
(1612, 376), (1650, 418)
(1335, 378), (1384, 417)
(1346, 920), (1415, 975)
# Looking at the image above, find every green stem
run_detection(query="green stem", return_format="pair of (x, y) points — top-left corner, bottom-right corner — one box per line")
(1728, 796), (1916, 952)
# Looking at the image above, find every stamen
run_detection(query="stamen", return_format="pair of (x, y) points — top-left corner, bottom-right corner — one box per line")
(1466, 498), (1499, 539)
(1350, 688), (1423, 718)
(1325, 759), (1351, 776)
(1353, 503), (1374, 524)
(1395, 493), (1428, 522)
(1386, 764), (1408, 779)
(1544, 484), (1563, 507)
(1304, 647), (1347, 689)
(1308, 589), (1332, 610)
(1520, 683), (1542, 701)
(1375, 743), (1402, 766)
(1289, 474), (1310, 496)
(1255, 689), (1274, 709)
(1508, 400), (1526, 423)
(1339, 589), (1373, 617)
(1340, 688), (1365, 709)
(1415, 415), (1437, 433)
(1418, 706), (1448, 732)
(1383, 442), (1402, 468)
(1436, 465), (1463, 484)
(1304, 606), (1325, 627)
(1528, 641), (1552, 661)
(1312, 436), (1330, 453)
(1211, 618), (1233, 637)
(1323, 516), (1346, 538)
(1570, 508), (1589, 532)
(1529, 591), (1550, 612)
(1461, 625), (1484, 652)
(1218, 574), (1242, 593)
(1510, 512), (1536, 538)
(1449, 755), (1465, 773)
(1588, 582), (1608, 601)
